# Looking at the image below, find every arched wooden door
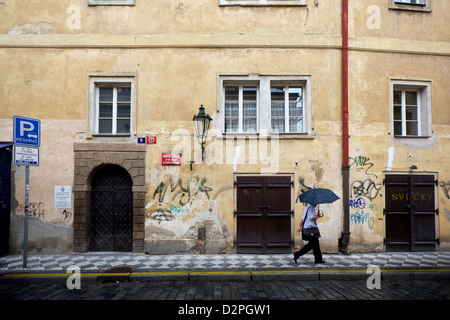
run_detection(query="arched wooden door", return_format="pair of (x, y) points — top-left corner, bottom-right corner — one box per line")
(90, 165), (133, 252)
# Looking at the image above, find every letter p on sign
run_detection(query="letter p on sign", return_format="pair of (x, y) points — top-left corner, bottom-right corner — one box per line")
(20, 121), (34, 136)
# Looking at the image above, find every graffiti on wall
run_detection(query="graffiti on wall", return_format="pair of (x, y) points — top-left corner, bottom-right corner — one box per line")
(295, 176), (314, 203)
(17, 202), (72, 222)
(349, 197), (381, 229)
(349, 153), (382, 230)
(349, 155), (377, 178)
(148, 174), (232, 222)
(149, 208), (175, 221)
(440, 181), (450, 200)
(440, 180), (450, 223)
(152, 175), (231, 206)
(61, 209), (72, 221)
(17, 202), (45, 220)
(351, 179), (381, 202)
(349, 197), (366, 209)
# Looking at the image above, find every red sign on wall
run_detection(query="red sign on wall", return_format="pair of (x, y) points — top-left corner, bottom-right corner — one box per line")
(162, 153), (181, 166)
(147, 136), (157, 145)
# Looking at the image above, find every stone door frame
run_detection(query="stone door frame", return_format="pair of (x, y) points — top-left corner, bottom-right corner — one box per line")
(73, 143), (146, 253)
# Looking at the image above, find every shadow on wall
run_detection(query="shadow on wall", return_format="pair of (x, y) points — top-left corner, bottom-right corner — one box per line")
(9, 214), (73, 254)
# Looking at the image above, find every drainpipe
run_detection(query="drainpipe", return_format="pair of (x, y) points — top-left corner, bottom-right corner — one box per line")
(339, 0), (351, 254)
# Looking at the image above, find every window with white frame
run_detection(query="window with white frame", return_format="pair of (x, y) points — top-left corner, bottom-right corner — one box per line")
(89, 77), (135, 137)
(220, 0), (306, 6)
(224, 84), (258, 133)
(220, 76), (311, 135)
(389, 0), (431, 12)
(391, 80), (432, 138)
(271, 84), (303, 133)
(394, 0), (426, 5)
(88, 0), (135, 6)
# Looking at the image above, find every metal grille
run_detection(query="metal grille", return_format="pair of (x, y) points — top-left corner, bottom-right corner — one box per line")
(90, 165), (133, 252)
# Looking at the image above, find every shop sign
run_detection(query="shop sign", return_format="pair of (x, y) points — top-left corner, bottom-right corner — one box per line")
(162, 153), (181, 166)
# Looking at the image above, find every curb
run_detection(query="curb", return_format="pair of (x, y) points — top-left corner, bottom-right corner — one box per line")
(1, 269), (449, 284)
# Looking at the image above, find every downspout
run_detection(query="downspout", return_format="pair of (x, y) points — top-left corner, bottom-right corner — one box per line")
(339, 0), (351, 254)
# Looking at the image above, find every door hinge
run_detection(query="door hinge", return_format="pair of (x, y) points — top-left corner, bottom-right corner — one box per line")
(435, 179), (439, 186)
(436, 238), (440, 245)
(435, 209), (439, 216)
(383, 238), (386, 245)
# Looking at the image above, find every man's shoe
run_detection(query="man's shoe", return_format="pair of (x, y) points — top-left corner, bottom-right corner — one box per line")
(315, 260), (326, 264)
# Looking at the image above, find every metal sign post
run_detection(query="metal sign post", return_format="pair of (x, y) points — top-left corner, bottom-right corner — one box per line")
(23, 166), (29, 269)
(13, 116), (40, 269)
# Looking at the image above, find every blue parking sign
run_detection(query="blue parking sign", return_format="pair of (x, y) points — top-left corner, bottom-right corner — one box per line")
(13, 116), (40, 147)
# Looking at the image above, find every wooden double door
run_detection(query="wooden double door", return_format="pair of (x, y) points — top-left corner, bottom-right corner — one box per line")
(385, 174), (437, 252)
(235, 176), (293, 254)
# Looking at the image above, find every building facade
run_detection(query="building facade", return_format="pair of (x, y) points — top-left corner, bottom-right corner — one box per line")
(0, 0), (449, 256)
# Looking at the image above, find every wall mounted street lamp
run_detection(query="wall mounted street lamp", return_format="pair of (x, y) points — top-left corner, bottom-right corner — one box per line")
(193, 105), (212, 161)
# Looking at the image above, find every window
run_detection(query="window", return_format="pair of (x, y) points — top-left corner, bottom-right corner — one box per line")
(89, 77), (135, 137)
(271, 85), (303, 133)
(390, 80), (432, 138)
(220, 75), (311, 135)
(393, 89), (420, 136)
(88, 0), (135, 6)
(220, 0), (306, 6)
(394, 0), (426, 5)
(224, 85), (258, 133)
(389, 0), (431, 12)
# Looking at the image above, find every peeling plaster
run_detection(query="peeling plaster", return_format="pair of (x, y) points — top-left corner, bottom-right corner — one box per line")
(8, 22), (52, 34)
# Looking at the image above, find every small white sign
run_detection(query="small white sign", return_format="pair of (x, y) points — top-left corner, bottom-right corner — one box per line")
(55, 185), (72, 209)
(14, 145), (39, 166)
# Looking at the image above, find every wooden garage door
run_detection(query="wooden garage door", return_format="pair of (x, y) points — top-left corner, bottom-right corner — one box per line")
(235, 176), (293, 254)
(385, 174), (437, 252)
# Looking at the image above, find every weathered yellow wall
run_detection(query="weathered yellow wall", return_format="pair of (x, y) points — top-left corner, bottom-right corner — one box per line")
(0, 0), (448, 253)
(347, 50), (450, 251)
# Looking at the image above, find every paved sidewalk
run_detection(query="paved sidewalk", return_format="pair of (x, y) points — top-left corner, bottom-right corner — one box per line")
(1, 251), (450, 282)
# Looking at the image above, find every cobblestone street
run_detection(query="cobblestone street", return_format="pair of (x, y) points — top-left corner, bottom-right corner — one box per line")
(1, 279), (449, 300)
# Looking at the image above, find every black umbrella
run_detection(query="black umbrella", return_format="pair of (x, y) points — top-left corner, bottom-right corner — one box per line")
(299, 188), (340, 205)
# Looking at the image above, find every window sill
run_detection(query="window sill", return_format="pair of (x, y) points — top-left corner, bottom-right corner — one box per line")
(92, 134), (131, 137)
(219, 0), (307, 6)
(88, 134), (135, 142)
(219, 132), (315, 139)
(88, 0), (135, 6)
(393, 135), (430, 138)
